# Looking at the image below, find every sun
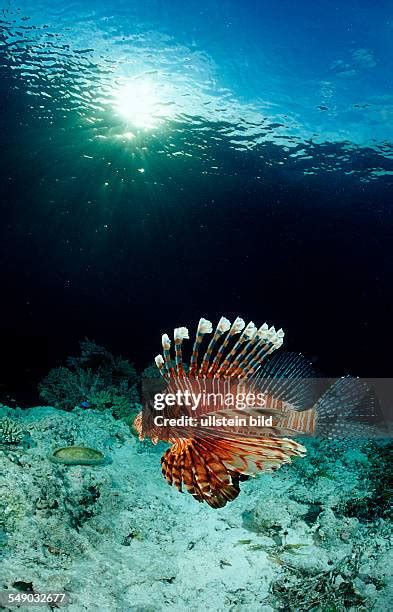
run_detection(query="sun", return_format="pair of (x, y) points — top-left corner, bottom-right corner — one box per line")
(113, 79), (161, 129)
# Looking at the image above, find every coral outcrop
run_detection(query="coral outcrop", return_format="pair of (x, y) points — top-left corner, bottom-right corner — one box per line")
(38, 339), (139, 412)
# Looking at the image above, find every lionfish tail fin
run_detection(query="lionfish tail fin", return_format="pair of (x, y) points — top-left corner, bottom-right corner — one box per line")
(314, 376), (380, 438)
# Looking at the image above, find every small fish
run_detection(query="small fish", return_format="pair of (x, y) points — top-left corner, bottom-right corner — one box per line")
(80, 401), (90, 408)
(134, 316), (376, 508)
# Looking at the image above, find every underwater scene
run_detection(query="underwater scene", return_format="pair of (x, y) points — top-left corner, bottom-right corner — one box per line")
(1, 0), (392, 610)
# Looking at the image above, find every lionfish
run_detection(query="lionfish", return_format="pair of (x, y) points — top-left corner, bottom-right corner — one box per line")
(134, 316), (375, 508)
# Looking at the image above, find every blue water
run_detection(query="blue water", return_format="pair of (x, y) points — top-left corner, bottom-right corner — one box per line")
(0, 0), (392, 393)
(2, 0), (393, 156)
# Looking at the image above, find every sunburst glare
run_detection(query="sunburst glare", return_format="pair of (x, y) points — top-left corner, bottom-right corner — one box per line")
(113, 78), (163, 129)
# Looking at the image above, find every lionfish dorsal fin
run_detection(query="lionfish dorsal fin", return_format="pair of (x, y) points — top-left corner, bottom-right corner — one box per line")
(198, 316), (231, 377)
(211, 317), (245, 376)
(240, 325), (285, 376)
(161, 333), (174, 378)
(188, 318), (213, 377)
(154, 316), (285, 380)
(154, 354), (166, 377)
(222, 321), (258, 377)
(174, 326), (189, 377)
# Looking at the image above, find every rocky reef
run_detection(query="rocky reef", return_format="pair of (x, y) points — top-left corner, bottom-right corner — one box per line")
(0, 403), (392, 611)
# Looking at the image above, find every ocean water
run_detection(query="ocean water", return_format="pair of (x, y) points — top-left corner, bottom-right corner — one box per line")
(0, 1), (392, 610)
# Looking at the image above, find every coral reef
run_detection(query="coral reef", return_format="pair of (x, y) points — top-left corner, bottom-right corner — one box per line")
(0, 416), (24, 445)
(1, 403), (391, 611)
(142, 362), (163, 379)
(38, 339), (139, 413)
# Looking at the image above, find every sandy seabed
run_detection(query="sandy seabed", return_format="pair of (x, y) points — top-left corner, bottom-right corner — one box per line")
(1, 405), (392, 611)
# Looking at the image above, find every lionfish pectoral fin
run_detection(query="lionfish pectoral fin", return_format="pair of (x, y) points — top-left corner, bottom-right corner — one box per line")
(160, 435), (306, 508)
(203, 436), (307, 476)
(161, 439), (242, 508)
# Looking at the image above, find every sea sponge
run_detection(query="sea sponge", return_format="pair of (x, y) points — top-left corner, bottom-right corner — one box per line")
(49, 446), (109, 466)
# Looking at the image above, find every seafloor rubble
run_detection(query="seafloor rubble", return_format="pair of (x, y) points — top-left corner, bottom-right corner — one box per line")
(0, 404), (392, 611)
